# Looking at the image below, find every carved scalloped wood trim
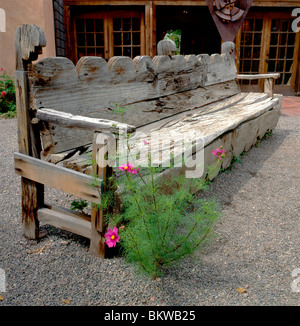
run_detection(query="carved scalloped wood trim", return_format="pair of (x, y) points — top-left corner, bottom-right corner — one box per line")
(15, 24), (47, 71)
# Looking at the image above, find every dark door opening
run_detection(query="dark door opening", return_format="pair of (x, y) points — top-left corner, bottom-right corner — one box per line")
(156, 6), (221, 56)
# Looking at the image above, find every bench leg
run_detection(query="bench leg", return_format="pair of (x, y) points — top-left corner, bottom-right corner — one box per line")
(89, 133), (115, 257)
(21, 178), (44, 240)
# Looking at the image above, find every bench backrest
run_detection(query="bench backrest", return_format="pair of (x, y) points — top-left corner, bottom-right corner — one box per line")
(16, 24), (239, 156)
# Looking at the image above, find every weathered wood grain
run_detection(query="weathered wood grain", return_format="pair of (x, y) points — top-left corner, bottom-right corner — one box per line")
(15, 24), (46, 71)
(39, 80), (239, 154)
(237, 73), (280, 97)
(36, 108), (136, 133)
(89, 133), (115, 258)
(157, 39), (177, 56)
(27, 52), (237, 154)
(38, 208), (91, 239)
(237, 73), (280, 80)
(14, 152), (102, 203)
(15, 66), (45, 239)
(125, 93), (279, 167)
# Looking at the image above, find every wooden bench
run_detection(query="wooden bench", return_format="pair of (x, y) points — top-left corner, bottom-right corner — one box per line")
(14, 24), (282, 257)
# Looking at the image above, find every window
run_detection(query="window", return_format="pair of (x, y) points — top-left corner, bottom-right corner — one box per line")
(237, 12), (300, 93)
(73, 11), (144, 63)
(239, 18), (263, 85)
(268, 19), (296, 85)
(76, 18), (105, 58)
(113, 18), (141, 58)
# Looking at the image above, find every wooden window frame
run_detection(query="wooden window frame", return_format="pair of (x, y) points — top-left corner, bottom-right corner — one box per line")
(68, 9), (145, 63)
(236, 11), (300, 93)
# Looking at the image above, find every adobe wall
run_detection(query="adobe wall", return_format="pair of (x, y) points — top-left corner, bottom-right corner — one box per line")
(0, 0), (56, 77)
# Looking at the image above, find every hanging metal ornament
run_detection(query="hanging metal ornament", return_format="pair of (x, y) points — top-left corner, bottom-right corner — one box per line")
(206, 0), (253, 41)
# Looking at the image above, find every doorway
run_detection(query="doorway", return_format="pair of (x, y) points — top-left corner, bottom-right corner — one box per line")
(156, 6), (221, 56)
(236, 9), (300, 95)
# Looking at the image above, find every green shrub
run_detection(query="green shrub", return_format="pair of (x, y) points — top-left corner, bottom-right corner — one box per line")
(0, 68), (16, 118)
(102, 146), (226, 278)
(164, 29), (181, 55)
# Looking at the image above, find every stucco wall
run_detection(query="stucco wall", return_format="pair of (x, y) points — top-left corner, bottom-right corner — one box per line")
(0, 0), (56, 77)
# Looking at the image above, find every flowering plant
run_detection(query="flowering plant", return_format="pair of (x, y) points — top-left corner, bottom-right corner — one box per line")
(0, 68), (16, 118)
(102, 140), (226, 278)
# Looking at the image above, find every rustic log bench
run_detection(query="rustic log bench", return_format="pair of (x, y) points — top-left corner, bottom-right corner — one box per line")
(14, 24), (282, 257)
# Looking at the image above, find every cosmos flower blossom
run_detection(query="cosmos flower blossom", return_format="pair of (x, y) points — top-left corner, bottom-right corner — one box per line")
(104, 227), (119, 248)
(1, 91), (7, 97)
(118, 162), (139, 174)
(212, 146), (226, 160)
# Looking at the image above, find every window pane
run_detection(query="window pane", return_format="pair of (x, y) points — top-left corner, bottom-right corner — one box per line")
(96, 48), (104, 58)
(252, 60), (259, 72)
(286, 47), (294, 59)
(285, 60), (293, 72)
(123, 19), (131, 31)
(253, 47), (260, 59)
(113, 19), (122, 31)
(268, 60), (275, 72)
(87, 48), (96, 56)
(86, 19), (95, 33)
(76, 19), (85, 33)
(270, 33), (278, 45)
(114, 33), (122, 45)
(253, 33), (261, 45)
(279, 33), (287, 46)
(95, 19), (104, 33)
(86, 33), (95, 46)
(132, 32), (140, 45)
(96, 33), (104, 47)
(288, 33), (295, 45)
(123, 32), (131, 45)
(132, 47), (140, 58)
(254, 19), (263, 31)
(284, 73), (292, 85)
(77, 48), (86, 58)
(77, 33), (85, 46)
(276, 60), (284, 71)
(243, 19), (254, 32)
(243, 60), (251, 72)
(244, 47), (251, 58)
(123, 47), (131, 57)
(114, 47), (122, 56)
(132, 18), (140, 31)
(269, 47), (277, 59)
(244, 33), (253, 45)
(279, 47), (286, 59)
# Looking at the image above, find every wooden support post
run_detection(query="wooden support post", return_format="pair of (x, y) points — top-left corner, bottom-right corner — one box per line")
(264, 78), (274, 98)
(15, 25), (46, 239)
(89, 132), (116, 257)
(145, 2), (156, 57)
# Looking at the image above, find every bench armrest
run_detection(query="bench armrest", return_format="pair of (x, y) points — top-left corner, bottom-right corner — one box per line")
(237, 73), (280, 97)
(36, 108), (136, 134)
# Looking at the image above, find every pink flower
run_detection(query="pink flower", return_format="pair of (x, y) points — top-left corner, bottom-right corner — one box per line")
(144, 140), (150, 145)
(212, 146), (225, 159)
(118, 162), (139, 174)
(0, 68), (4, 71)
(104, 227), (119, 248)
(1, 91), (7, 97)
(119, 162), (133, 171)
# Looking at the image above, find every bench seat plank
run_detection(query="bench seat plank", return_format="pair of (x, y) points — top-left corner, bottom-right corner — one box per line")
(129, 92), (280, 167)
(52, 92), (280, 173)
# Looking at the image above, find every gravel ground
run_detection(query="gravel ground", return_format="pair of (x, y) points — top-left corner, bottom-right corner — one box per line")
(0, 112), (299, 307)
